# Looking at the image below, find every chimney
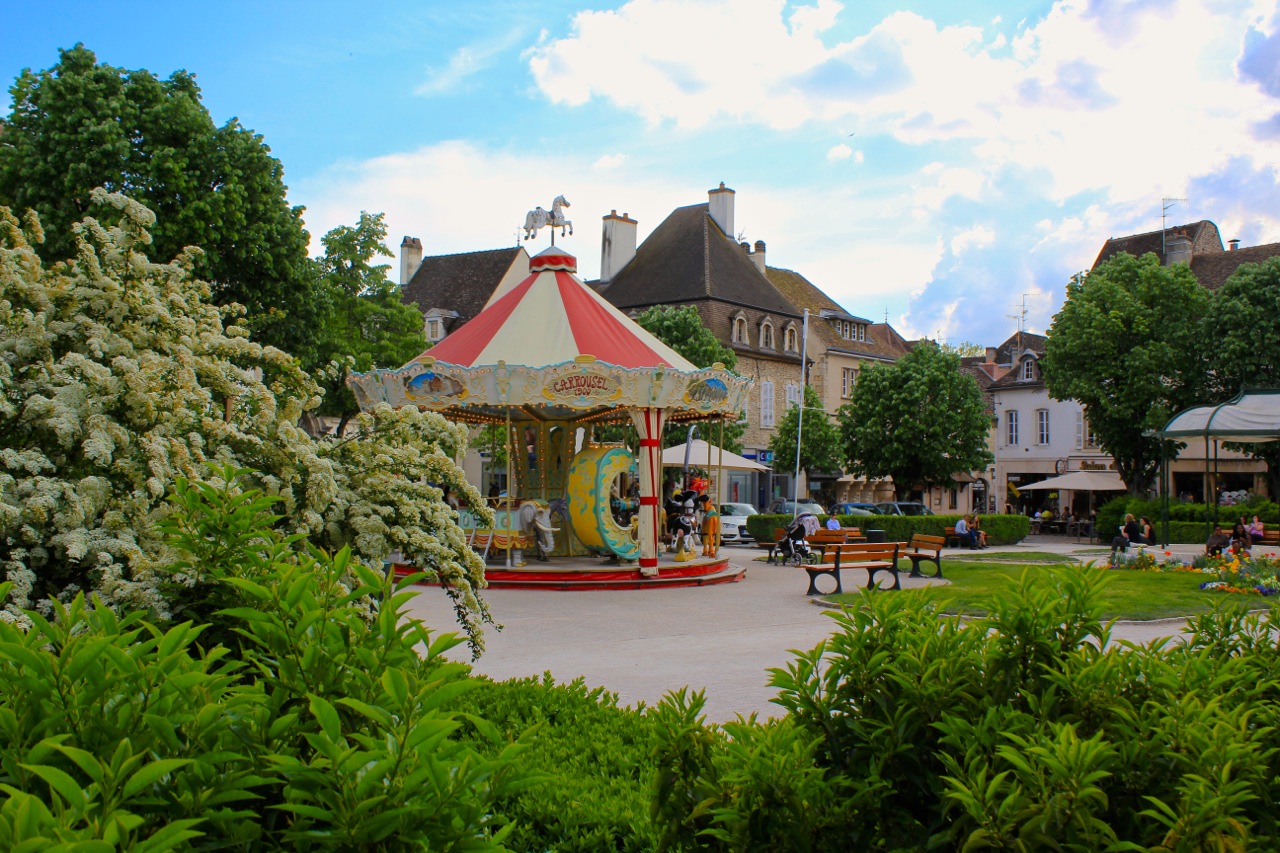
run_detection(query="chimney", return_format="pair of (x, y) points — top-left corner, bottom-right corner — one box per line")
(600, 210), (637, 282)
(708, 182), (735, 239)
(1229, 238), (1240, 251)
(1164, 233), (1192, 266)
(750, 239), (767, 273)
(985, 346), (997, 363)
(400, 236), (423, 285)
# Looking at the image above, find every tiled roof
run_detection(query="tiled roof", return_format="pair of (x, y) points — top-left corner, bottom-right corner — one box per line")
(994, 331), (1046, 364)
(600, 203), (800, 318)
(402, 248), (523, 332)
(1092, 220), (1222, 269)
(764, 268), (906, 361)
(1191, 243), (1280, 290)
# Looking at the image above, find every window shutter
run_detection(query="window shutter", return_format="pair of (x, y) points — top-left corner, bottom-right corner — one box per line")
(761, 381), (775, 428)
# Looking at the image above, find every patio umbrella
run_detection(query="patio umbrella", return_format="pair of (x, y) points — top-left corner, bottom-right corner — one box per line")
(1019, 470), (1126, 491)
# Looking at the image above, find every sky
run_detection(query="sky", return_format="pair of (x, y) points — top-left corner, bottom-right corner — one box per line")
(3, 0), (1280, 345)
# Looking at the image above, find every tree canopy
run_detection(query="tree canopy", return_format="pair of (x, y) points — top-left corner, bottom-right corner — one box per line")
(837, 344), (992, 499)
(0, 45), (324, 363)
(769, 384), (842, 480)
(312, 211), (427, 434)
(0, 192), (491, 647)
(1041, 252), (1210, 495)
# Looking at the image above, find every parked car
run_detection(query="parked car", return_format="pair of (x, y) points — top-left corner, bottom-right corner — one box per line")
(874, 501), (935, 516)
(718, 502), (758, 543)
(829, 502), (882, 517)
(767, 499), (827, 517)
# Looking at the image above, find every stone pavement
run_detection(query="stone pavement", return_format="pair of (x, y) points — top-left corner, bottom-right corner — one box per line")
(399, 536), (1219, 723)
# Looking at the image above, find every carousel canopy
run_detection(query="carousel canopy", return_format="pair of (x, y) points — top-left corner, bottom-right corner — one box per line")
(347, 246), (750, 423)
(1158, 389), (1280, 444)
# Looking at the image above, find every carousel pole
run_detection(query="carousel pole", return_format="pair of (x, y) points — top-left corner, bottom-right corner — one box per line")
(506, 408), (514, 568)
(630, 406), (666, 577)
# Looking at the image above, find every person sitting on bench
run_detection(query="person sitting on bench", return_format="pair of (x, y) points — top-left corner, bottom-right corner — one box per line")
(955, 515), (976, 549)
(1206, 524), (1230, 557)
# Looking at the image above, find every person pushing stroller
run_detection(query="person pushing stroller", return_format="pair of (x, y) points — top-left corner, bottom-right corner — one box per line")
(776, 511), (821, 564)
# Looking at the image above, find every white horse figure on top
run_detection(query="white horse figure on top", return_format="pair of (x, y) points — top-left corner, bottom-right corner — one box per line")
(523, 195), (573, 241)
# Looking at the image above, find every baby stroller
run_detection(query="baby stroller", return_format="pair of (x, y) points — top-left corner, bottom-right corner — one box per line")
(775, 512), (820, 565)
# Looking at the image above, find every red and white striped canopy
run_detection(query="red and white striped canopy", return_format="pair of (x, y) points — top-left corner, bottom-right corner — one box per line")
(422, 247), (695, 371)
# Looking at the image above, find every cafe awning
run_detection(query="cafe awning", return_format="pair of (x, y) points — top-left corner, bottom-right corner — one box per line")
(1019, 470), (1126, 491)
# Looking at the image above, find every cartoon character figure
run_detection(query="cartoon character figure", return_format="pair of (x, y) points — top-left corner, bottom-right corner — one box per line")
(665, 490), (699, 555)
(698, 494), (719, 558)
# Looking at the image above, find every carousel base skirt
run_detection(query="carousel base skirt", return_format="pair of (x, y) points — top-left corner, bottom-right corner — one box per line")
(392, 554), (743, 590)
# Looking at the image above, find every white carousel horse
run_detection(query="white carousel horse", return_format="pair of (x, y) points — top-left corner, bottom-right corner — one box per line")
(523, 195), (573, 240)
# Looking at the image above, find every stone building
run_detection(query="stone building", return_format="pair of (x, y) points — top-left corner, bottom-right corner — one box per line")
(398, 237), (530, 344)
(596, 184), (806, 508)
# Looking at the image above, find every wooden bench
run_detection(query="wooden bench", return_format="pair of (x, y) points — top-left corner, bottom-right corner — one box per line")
(1261, 529), (1280, 547)
(806, 542), (901, 595)
(763, 527), (788, 564)
(944, 526), (963, 548)
(900, 533), (945, 579)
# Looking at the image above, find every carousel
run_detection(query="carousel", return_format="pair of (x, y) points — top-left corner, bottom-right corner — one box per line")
(347, 211), (751, 590)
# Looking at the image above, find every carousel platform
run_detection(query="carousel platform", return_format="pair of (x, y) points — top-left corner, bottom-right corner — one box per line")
(393, 553), (744, 591)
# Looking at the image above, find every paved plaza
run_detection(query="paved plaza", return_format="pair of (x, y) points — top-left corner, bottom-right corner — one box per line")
(402, 537), (1220, 722)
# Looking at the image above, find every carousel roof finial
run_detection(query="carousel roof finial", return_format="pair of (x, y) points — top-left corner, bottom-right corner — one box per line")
(522, 194), (574, 246)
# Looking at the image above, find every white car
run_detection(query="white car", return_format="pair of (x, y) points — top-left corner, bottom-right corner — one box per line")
(718, 502), (759, 544)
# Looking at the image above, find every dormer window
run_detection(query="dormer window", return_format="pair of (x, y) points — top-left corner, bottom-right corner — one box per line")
(426, 318), (443, 342)
(830, 319), (867, 342)
(732, 315), (749, 344)
(1021, 358), (1036, 381)
(784, 325), (798, 352)
(761, 321), (774, 349)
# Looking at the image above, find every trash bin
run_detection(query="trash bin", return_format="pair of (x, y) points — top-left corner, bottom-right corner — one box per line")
(866, 529), (887, 543)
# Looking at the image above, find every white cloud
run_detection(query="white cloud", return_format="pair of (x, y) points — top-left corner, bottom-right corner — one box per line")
(854, 150), (865, 164)
(417, 27), (526, 95)
(950, 224), (995, 255)
(827, 143), (852, 161)
(593, 153), (628, 169)
(528, 0), (1279, 207)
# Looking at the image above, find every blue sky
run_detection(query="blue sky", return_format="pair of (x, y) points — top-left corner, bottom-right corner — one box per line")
(4, 0), (1279, 345)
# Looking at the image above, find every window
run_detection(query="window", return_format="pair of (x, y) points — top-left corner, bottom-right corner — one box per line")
(784, 326), (798, 352)
(1076, 410), (1099, 448)
(761, 322), (774, 349)
(1036, 409), (1050, 445)
(760, 381), (775, 428)
(857, 324), (866, 341)
(1006, 410), (1019, 446)
(785, 383), (801, 409)
(841, 367), (858, 398)
(1022, 358), (1036, 380)
(733, 317), (748, 344)
(949, 488), (958, 510)
(426, 318), (441, 341)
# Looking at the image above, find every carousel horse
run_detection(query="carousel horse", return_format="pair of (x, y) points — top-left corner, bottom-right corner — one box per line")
(522, 195), (573, 240)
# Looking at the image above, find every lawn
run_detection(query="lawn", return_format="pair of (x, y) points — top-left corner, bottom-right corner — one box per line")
(827, 561), (1271, 621)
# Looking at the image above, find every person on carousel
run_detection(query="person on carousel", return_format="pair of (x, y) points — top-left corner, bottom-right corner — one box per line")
(698, 494), (720, 558)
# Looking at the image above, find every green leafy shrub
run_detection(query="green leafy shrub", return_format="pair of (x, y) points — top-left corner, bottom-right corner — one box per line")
(746, 513), (1028, 546)
(455, 674), (662, 852)
(651, 570), (1280, 850)
(0, 471), (525, 850)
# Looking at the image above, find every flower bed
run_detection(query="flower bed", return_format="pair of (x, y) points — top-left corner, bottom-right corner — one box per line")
(1109, 546), (1280, 597)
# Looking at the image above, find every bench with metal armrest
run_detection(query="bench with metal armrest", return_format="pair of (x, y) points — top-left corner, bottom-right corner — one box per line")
(900, 533), (945, 579)
(805, 542), (902, 595)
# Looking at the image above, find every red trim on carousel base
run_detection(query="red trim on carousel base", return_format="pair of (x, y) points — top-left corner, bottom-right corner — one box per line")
(394, 555), (743, 591)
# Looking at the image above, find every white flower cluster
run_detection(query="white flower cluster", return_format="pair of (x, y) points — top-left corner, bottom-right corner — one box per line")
(0, 192), (492, 646)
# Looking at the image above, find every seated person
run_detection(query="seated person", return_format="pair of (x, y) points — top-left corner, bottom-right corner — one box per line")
(1206, 524), (1231, 557)
(955, 515), (976, 549)
(825, 516), (841, 530)
(972, 515), (988, 549)
(1249, 515), (1265, 545)
(1122, 513), (1144, 545)
(1231, 518), (1250, 554)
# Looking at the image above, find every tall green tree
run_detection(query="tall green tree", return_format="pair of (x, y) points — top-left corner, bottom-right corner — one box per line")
(838, 343), (992, 499)
(0, 44), (323, 363)
(1208, 256), (1280, 497)
(631, 305), (745, 453)
(313, 211), (427, 435)
(769, 384), (842, 480)
(1041, 253), (1211, 495)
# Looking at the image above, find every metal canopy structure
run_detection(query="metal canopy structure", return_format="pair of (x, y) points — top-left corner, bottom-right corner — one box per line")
(347, 245), (751, 574)
(1153, 389), (1280, 544)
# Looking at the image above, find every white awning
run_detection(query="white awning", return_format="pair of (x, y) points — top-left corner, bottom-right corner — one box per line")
(1019, 470), (1126, 491)
(661, 440), (769, 472)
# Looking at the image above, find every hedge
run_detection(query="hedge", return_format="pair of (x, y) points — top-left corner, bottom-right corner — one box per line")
(745, 513), (1029, 546)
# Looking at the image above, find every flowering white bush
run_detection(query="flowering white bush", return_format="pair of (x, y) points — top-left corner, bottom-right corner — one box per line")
(0, 191), (492, 644)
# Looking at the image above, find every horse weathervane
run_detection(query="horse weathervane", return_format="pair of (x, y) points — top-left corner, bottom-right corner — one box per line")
(522, 195), (573, 246)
